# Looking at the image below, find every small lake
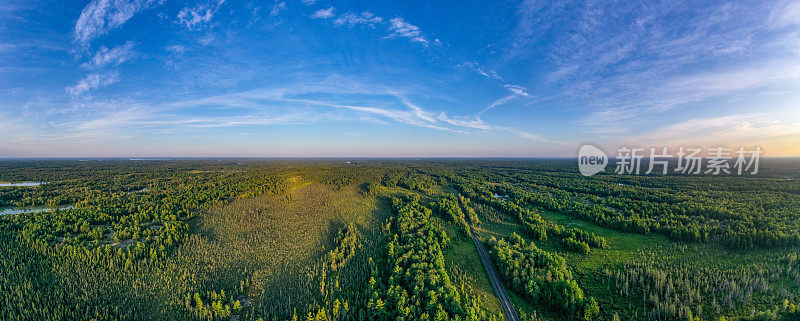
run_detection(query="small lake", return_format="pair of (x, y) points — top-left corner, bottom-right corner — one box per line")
(0, 205), (74, 215)
(0, 182), (48, 187)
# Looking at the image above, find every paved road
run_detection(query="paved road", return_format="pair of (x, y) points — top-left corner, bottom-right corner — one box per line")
(470, 226), (521, 321)
(449, 186), (520, 321)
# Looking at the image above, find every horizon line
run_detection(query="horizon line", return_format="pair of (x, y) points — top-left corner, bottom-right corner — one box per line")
(2, 156), (800, 160)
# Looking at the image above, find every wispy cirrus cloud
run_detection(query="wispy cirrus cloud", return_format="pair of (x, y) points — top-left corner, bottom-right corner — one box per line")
(507, 0), (800, 134)
(457, 62), (501, 80)
(69, 1), (146, 100)
(310, 7), (334, 19)
(457, 62), (531, 114)
(72, 107), (310, 132)
(70, 41), (136, 97)
(167, 44), (186, 54)
(304, 99), (457, 132)
(456, 62), (529, 97)
(8, 0), (799, 157)
(177, 0), (227, 30)
(387, 17), (428, 44)
(56, 79), (558, 146)
(579, 60), (800, 126)
(768, 1), (800, 29)
(437, 113), (492, 130)
(334, 12), (383, 27)
(436, 112), (561, 143)
(628, 114), (800, 154)
(66, 71), (120, 96)
(480, 95), (516, 115)
(503, 84), (529, 97)
(81, 41), (136, 69)
(270, 1), (286, 17)
(308, 6), (435, 46)
(73, 0), (157, 47)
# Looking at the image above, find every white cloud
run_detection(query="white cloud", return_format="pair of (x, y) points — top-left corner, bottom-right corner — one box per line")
(457, 62), (530, 113)
(73, 0), (157, 47)
(82, 41), (136, 69)
(503, 84), (529, 97)
(437, 113), (492, 130)
(289, 94), (450, 131)
(310, 7), (334, 19)
(177, 0), (227, 30)
(270, 1), (286, 17)
(40, 74), (567, 156)
(301, 94), (552, 141)
(458, 62), (502, 80)
(338, 104), (454, 132)
(301, 0), (316, 5)
(310, 11), (432, 46)
(71, 41), (135, 98)
(334, 11), (383, 27)
(396, 95), (437, 123)
(507, 1), (800, 134)
(513, 130), (549, 143)
(769, 1), (800, 29)
(167, 44), (186, 54)
(387, 17), (428, 44)
(437, 112), (558, 143)
(579, 60), (800, 126)
(66, 71), (121, 96)
(479, 95), (516, 115)
(630, 114), (800, 149)
(81, 83), (551, 141)
(665, 61), (800, 94)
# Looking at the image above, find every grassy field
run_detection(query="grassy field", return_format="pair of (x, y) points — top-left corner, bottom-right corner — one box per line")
(442, 223), (504, 316)
(172, 177), (392, 319)
(535, 209), (798, 320)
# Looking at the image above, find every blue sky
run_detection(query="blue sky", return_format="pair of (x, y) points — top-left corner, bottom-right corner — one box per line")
(1, 0), (799, 157)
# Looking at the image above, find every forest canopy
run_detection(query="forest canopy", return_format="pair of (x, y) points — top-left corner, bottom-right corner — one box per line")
(0, 158), (798, 321)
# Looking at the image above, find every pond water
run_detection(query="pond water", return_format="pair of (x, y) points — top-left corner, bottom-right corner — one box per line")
(0, 205), (74, 215)
(0, 182), (48, 187)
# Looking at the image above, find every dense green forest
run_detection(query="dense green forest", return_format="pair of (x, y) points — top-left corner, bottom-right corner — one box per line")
(0, 158), (798, 320)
